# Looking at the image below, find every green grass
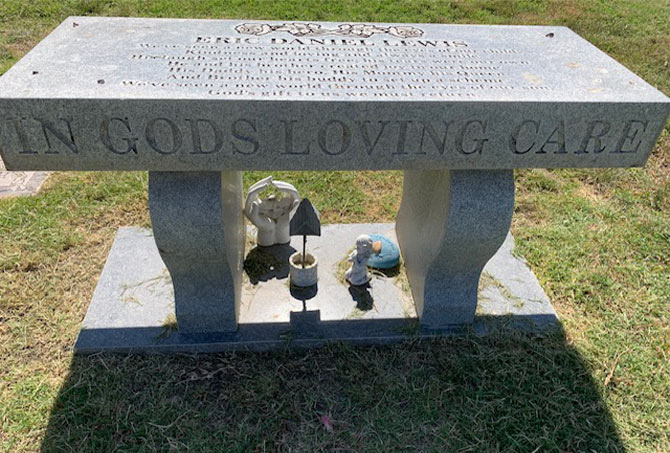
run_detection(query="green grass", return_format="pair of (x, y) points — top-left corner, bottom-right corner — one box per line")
(37, 333), (622, 451)
(1, 0), (669, 451)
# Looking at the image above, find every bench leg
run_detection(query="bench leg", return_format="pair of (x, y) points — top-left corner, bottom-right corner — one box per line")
(396, 169), (515, 328)
(148, 171), (245, 333)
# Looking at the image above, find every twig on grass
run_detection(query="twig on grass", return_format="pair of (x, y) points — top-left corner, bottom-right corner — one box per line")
(604, 349), (629, 388)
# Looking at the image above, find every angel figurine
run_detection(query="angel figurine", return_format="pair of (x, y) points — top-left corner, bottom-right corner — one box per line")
(345, 234), (382, 286)
(244, 176), (300, 246)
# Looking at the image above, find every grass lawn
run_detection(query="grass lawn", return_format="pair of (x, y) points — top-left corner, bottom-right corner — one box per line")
(1, 0), (669, 451)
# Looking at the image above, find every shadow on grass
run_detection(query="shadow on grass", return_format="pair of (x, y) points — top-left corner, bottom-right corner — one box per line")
(41, 325), (623, 451)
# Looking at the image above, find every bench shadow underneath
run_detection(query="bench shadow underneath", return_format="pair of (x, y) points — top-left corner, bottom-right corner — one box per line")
(41, 324), (624, 451)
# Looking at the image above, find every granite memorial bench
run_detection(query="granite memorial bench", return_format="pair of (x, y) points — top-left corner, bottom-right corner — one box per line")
(1, 17), (668, 351)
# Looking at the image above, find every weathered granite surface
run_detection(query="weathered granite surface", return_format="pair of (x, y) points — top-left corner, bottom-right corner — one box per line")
(75, 224), (557, 353)
(148, 171), (245, 333)
(1, 17), (668, 171)
(397, 169), (515, 327)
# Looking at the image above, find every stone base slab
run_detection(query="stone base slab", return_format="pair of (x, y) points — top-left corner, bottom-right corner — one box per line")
(75, 224), (558, 353)
(0, 157), (49, 198)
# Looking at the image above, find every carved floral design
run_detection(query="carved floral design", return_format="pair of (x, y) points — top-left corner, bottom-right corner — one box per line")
(235, 22), (424, 38)
(234, 23), (273, 35)
(387, 25), (424, 38)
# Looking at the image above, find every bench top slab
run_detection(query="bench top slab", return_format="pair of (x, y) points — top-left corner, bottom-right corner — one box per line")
(0, 17), (668, 171)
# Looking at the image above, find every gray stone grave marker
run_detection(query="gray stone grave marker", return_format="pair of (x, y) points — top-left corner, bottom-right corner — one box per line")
(0, 156), (49, 198)
(0, 17), (667, 351)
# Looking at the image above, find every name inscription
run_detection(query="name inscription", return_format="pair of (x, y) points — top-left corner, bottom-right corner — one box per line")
(120, 30), (543, 100)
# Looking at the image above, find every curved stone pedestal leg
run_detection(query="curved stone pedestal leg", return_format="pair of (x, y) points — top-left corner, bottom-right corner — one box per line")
(396, 170), (515, 328)
(148, 171), (244, 334)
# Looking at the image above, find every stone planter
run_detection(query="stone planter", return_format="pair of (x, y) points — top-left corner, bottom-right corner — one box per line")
(289, 251), (318, 287)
